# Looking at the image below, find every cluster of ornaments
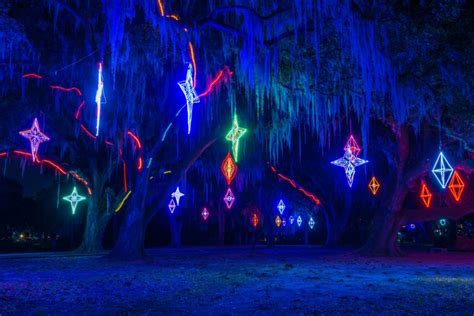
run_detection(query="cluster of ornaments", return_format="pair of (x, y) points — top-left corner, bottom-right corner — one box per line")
(274, 199), (315, 230)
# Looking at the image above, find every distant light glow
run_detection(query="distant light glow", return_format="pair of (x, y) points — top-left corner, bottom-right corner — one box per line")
(75, 101), (85, 119)
(171, 187), (184, 206)
(439, 218), (448, 226)
(251, 213), (259, 228)
(50, 85), (82, 96)
(448, 170), (464, 202)
(168, 199), (176, 214)
(277, 200), (286, 215)
(308, 217), (315, 229)
(188, 42), (197, 87)
(19, 118), (50, 162)
(225, 115), (247, 162)
(223, 188), (235, 209)
(122, 161), (127, 192)
(80, 124), (97, 139)
(275, 216), (282, 227)
(63, 187), (86, 215)
(127, 130), (142, 149)
(431, 152), (454, 189)
(22, 73), (43, 79)
(157, 0), (164, 16)
(282, 218), (287, 227)
(289, 216), (294, 225)
(297, 216), (302, 227)
(201, 207), (209, 221)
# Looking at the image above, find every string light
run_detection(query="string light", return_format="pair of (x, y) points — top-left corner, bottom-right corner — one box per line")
(127, 131), (142, 149)
(221, 152), (237, 185)
(368, 176), (380, 195)
(178, 63), (199, 134)
(448, 170), (464, 202)
(431, 152), (454, 189)
(223, 188), (235, 209)
(115, 191), (132, 212)
(62, 187), (86, 215)
(225, 115), (247, 162)
(171, 187), (184, 206)
(277, 200), (286, 215)
(95, 63), (104, 136)
(22, 73), (43, 79)
(420, 181), (432, 208)
(50, 85), (82, 95)
(19, 118), (50, 162)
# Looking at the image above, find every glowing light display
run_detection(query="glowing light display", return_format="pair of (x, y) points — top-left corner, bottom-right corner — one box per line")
(277, 199), (286, 215)
(221, 152), (238, 185)
(282, 218), (287, 227)
(168, 199), (176, 214)
(289, 216), (294, 225)
(115, 191), (132, 212)
(408, 224), (416, 230)
(201, 207), (209, 221)
(368, 176), (380, 195)
(171, 187), (184, 206)
(448, 170), (464, 202)
(297, 216), (302, 227)
(19, 118), (50, 162)
(95, 63), (104, 136)
(275, 216), (282, 227)
(223, 188), (235, 209)
(50, 85), (82, 95)
(431, 152), (454, 189)
(225, 115), (247, 162)
(308, 217), (315, 229)
(439, 218), (448, 226)
(178, 64), (199, 134)
(62, 187), (86, 215)
(331, 135), (368, 187)
(420, 182), (432, 208)
(251, 213), (259, 228)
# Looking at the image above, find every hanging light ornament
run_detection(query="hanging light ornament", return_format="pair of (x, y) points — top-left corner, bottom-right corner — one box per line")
(95, 62), (105, 136)
(275, 215), (282, 227)
(251, 213), (259, 228)
(419, 182), (432, 208)
(368, 176), (380, 195)
(168, 199), (176, 214)
(439, 218), (448, 226)
(177, 63), (199, 134)
(448, 170), (464, 202)
(277, 199), (286, 215)
(297, 216), (302, 227)
(282, 218), (287, 227)
(62, 187), (86, 215)
(171, 187), (184, 206)
(308, 217), (315, 229)
(223, 188), (235, 209)
(289, 216), (294, 225)
(431, 152), (454, 189)
(225, 115), (247, 162)
(19, 117), (50, 162)
(331, 135), (368, 187)
(201, 207), (209, 221)
(220, 152), (238, 185)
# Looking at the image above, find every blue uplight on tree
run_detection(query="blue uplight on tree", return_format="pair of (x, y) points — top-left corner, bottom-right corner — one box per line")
(431, 152), (454, 189)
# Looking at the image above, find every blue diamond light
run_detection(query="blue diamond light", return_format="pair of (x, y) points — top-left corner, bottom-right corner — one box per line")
(308, 217), (315, 229)
(277, 199), (285, 215)
(431, 152), (454, 189)
(289, 216), (294, 225)
(297, 216), (302, 227)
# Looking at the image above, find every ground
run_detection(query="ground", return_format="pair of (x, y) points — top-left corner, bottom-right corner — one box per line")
(0, 247), (473, 314)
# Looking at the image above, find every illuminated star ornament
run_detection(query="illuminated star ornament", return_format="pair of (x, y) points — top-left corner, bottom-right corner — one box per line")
(171, 187), (185, 206)
(168, 199), (176, 214)
(368, 176), (380, 195)
(275, 216), (282, 227)
(431, 152), (454, 189)
(19, 117), (50, 162)
(297, 216), (302, 227)
(178, 63), (199, 134)
(95, 62), (106, 136)
(223, 188), (235, 209)
(277, 199), (286, 215)
(221, 152), (238, 185)
(62, 187), (86, 215)
(225, 115), (247, 162)
(308, 217), (315, 230)
(420, 182), (432, 208)
(331, 135), (368, 187)
(448, 170), (464, 202)
(201, 207), (209, 221)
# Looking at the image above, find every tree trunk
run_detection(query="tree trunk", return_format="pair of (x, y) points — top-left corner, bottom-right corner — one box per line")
(76, 197), (107, 253)
(170, 214), (182, 248)
(218, 203), (225, 246)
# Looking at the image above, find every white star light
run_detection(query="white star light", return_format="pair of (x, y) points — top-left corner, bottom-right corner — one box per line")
(331, 136), (368, 187)
(62, 187), (86, 215)
(19, 117), (50, 162)
(431, 152), (454, 189)
(178, 63), (199, 134)
(171, 187), (185, 206)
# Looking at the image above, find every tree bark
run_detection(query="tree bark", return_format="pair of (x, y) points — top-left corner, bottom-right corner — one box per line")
(76, 197), (108, 253)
